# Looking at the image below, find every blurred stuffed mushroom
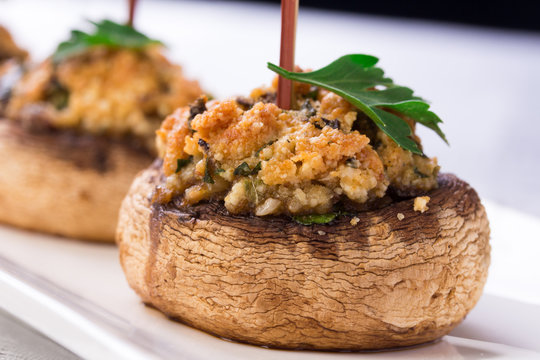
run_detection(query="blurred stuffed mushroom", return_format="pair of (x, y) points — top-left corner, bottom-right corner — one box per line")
(0, 20), (202, 241)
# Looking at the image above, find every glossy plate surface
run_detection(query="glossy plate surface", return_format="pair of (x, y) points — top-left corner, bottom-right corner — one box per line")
(0, 200), (539, 359)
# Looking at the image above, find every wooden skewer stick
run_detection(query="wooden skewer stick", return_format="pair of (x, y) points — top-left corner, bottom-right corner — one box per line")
(128, 0), (138, 27)
(277, 0), (299, 110)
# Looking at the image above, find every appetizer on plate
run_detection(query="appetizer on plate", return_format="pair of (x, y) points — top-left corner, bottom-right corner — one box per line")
(0, 20), (202, 241)
(117, 55), (490, 350)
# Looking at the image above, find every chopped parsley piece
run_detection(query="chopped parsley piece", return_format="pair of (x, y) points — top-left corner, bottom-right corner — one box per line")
(234, 162), (262, 176)
(255, 140), (275, 157)
(203, 159), (214, 184)
(293, 213), (338, 225)
(175, 156), (193, 173)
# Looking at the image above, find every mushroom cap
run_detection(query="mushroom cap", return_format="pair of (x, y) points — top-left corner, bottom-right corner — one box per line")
(0, 119), (153, 241)
(117, 162), (490, 350)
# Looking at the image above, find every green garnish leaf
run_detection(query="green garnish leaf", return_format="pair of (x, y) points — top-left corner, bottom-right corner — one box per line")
(251, 162), (262, 174)
(234, 162), (251, 176)
(268, 54), (448, 154)
(234, 162), (262, 176)
(175, 156), (193, 173)
(255, 140), (275, 157)
(44, 78), (69, 110)
(243, 179), (259, 204)
(215, 168), (225, 173)
(203, 159), (214, 184)
(293, 213), (337, 225)
(53, 19), (163, 62)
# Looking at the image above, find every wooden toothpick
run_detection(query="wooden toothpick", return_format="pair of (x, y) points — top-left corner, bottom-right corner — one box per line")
(128, 0), (138, 27)
(277, 0), (299, 110)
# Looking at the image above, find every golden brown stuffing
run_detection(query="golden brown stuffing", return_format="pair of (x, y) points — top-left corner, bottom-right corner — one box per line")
(156, 79), (439, 217)
(6, 46), (202, 150)
(377, 130), (439, 195)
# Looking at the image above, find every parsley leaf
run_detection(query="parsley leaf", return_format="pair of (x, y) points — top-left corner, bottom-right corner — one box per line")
(203, 159), (214, 184)
(234, 162), (251, 176)
(293, 213), (337, 225)
(234, 162), (262, 176)
(175, 156), (193, 173)
(53, 19), (163, 62)
(251, 162), (262, 174)
(268, 54), (448, 154)
(255, 140), (275, 157)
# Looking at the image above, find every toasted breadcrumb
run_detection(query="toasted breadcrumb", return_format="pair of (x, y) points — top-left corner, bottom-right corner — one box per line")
(350, 217), (360, 225)
(414, 196), (430, 213)
(156, 76), (439, 217)
(7, 47), (202, 149)
(317, 230), (326, 235)
(397, 213), (405, 221)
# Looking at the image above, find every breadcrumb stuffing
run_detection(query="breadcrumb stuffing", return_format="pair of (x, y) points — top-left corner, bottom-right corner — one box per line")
(7, 46), (202, 150)
(397, 213), (405, 221)
(350, 217), (360, 225)
(156, 77), (440, 217)
(414, 196), (430, 213)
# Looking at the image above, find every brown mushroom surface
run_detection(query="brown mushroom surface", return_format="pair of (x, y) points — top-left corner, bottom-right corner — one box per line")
(117, 162), (490, 350)
(0, 119), (153, 241)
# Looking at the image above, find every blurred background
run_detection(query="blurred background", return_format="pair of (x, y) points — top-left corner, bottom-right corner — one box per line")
(231, 0), (540, 31)
(1, 0), (540, 218)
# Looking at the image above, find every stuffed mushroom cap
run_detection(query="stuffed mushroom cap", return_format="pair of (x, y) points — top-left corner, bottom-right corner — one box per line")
(0, 24), (203, 241)
(117, 79), (490, 349)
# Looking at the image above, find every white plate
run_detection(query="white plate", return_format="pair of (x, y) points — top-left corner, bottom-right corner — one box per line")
(0, 200), (539, 359)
